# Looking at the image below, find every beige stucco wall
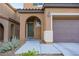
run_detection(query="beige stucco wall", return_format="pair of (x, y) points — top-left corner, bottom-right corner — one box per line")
(24, 3), (42, 9)
(0, 3), (19, 22)
(9, 22), (20, 39)
(0, 4), (15, 19)
(15, 11), (20, 22)
(44, 8), (79, 30)
(34, 27), (41, 39)
(20, 13), (44, 43)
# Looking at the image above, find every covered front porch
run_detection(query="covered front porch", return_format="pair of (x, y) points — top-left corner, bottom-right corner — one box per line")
(19, 9), (44, 43)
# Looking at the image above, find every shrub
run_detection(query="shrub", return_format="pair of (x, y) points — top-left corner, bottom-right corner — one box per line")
(0, 42), (12, 53)
(0, 36), (20, 53)
(11, 36), (20, 49)
(19, 49), (39, 56)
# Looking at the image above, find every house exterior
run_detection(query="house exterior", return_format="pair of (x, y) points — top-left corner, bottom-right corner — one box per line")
(0, 3), (20, 42)
(1, 3), (79, 43)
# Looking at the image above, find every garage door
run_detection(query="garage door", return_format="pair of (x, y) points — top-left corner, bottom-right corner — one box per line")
(54, 20), (79, 43)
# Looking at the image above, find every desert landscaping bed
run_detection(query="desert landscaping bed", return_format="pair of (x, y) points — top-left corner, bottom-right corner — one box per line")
(0, 50), (16, 56)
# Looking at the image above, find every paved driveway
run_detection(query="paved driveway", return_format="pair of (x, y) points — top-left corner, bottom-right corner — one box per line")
(15, 39), (79, 56)
(54, 43), (79, 56)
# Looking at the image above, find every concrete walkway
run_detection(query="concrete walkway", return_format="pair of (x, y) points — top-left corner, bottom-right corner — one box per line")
(15, 39), (79, 56)
(15, 39), (62, 55)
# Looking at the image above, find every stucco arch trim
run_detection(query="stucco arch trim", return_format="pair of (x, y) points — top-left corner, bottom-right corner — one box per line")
(25, 15), (42, 23)
(0, 18), (9, 42)
(25, 15), (42, 40)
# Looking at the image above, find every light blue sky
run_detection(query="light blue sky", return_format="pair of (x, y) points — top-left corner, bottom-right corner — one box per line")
(10, 3), (23, 9)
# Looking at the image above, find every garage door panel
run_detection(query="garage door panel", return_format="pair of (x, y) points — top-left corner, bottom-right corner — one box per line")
(54, 20), (79, 43)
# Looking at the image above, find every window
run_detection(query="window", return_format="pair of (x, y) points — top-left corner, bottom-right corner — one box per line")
(33, 3), (43, 7)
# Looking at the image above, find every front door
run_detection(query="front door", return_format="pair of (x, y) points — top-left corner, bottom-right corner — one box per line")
(28, 23), (34, 38)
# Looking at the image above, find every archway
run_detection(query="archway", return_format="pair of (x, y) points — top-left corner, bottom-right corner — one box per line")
(0, 23), (4, 42)
(26, 16), (41, 40)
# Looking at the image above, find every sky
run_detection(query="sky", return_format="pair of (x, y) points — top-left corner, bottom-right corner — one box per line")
(10, 3), (23, 9)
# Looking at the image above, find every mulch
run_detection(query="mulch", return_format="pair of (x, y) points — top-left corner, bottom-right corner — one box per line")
(0, 50), (16, 56)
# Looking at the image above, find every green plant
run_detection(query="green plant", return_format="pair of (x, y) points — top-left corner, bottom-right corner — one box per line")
(0, 42), (12, 53)
(19, 49), (39, 56)
(0, 36), (20, 53)
(11, 36), (20, 49)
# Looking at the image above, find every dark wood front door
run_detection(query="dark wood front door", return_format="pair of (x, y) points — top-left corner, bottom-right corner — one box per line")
(28, 23), (34, 37)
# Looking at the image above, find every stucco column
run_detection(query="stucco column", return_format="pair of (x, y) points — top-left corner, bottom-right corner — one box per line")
(44, 13), (53, 43)
(4, 21), (9, 42)
(20, 18), (26, 43)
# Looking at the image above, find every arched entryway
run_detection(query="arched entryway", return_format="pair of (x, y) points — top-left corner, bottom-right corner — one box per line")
(26, 16), (41, 40)
(0, 23), (4, 42)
